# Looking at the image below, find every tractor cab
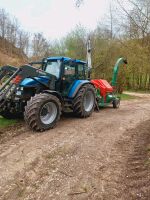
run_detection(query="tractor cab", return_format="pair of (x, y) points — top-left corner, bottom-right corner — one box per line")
(30, 57), (88, 80)
(30, 57), (88, 96)
(42, 57), (88, 79)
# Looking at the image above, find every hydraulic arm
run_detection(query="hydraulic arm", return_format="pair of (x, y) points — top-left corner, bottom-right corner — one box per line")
(0, 65), (17, 81)
(0, 65), (53, 109)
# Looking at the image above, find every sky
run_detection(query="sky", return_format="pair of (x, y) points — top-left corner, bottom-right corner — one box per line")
(0, 0), (111, 40)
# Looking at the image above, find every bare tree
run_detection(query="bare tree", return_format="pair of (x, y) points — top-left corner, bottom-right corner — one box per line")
(116, 0), (150, 39)
(32, 33), (50, 59)
(0, 9), (8, 39)
(17, 30), (30, 55)
(75, 0), (84, 7)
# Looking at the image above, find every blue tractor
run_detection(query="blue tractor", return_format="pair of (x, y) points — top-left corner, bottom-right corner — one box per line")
(0, 56), (96, 131)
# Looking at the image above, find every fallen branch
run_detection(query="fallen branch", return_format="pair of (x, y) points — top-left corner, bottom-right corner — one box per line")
(68, 191), (87, 195)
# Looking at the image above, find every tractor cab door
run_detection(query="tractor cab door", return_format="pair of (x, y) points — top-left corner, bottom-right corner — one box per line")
(61, 61), (77, 96)
(76, 63), (87, 80)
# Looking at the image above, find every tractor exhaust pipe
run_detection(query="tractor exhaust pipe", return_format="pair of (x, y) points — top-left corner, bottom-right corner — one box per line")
(86, 38), (92, 79)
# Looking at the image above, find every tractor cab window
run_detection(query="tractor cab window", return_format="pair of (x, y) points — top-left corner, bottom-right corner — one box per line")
(62, 61), (76, 96)
(64, 63), (75, 77)
(64, 61), (76, 78)
(76, 63), (88, 79)
(45, 60), (61, 78)
(77, 64), (85, 79)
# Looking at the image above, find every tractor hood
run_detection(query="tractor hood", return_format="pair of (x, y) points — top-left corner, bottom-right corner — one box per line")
(20, 76), (50, 87)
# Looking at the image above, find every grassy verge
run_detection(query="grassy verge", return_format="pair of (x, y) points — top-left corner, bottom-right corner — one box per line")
(120, 93), (136, 100)
(0, 116), (17, 128)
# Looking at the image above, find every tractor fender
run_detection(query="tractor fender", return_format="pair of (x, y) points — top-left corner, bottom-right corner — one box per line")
(68, 80), (94, 98)
(42, 90), (64, 104)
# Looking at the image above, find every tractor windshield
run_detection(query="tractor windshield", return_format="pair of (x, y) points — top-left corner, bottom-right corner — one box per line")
(45, 60), (61, 78)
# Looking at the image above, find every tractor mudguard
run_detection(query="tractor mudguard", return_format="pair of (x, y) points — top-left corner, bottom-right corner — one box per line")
(42, 90), (64, 104)
(68, 80), (93, 98)
(20, 76), (50, 87)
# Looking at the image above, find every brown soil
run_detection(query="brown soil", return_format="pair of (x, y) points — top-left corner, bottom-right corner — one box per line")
(0, 96), (150, 200)
(0, 36), (27, 66)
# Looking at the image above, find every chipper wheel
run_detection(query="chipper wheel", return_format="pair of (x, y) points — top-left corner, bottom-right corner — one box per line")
(24, 93), (61, 132)
(72, 84), (95, 118)
(112, 98), (120, 108)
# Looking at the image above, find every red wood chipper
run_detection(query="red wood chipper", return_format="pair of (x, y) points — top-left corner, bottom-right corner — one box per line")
(86, 39), (127, 109)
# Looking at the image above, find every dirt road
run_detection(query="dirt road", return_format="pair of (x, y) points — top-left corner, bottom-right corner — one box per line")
(0, 95), (150, 200)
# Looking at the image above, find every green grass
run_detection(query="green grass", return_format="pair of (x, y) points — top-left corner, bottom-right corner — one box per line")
(0, 116), (17, 128)
(120, 93), (136, 100)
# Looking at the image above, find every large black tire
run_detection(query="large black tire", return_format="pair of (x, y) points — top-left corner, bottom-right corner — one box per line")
(113, 98), (120, 109)
(72, 84), (95, 118)
(0, 110), (23, 119)
(24, 93), (61, 132)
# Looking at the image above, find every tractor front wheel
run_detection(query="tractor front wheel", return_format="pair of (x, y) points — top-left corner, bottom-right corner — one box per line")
(73, 84), (95, 118)
(24, 93), (61, 132)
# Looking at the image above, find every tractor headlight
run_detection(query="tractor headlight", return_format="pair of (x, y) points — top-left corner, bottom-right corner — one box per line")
(16, 90), (22, 96)
(16, 87), (23, 96)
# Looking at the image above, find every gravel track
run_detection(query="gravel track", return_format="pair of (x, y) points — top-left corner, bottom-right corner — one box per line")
(0, 95), (150, 200)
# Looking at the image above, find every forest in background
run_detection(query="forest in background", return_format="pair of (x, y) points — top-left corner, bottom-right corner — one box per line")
(0, 0), (150, 90)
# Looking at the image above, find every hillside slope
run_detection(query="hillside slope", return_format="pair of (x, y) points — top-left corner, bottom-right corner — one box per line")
(0, 37), (28, 66)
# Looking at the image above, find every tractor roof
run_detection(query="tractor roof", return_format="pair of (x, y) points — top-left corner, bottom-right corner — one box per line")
(47, 56), (86, 64)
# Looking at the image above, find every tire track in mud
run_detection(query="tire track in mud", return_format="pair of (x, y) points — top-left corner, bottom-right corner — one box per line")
(122, 122), (150, 200)
(98, 120), (150, 200)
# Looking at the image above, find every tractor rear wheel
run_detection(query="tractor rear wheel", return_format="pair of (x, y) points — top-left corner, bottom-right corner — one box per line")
(113, 98), (120, 108)
(24, 93), (61, 132)
(72, 84), (95, 118)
